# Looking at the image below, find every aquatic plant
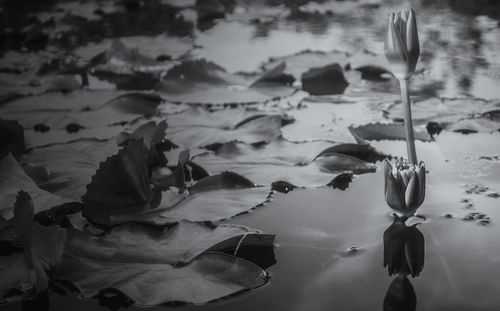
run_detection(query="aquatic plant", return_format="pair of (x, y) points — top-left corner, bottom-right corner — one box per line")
(384, 9), (425, 216)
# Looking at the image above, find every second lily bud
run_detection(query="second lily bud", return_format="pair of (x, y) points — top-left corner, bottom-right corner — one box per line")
(384, 159), (425, 217)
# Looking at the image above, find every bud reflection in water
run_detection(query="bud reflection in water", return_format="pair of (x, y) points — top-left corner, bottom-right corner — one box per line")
(383, 217), (425, 311)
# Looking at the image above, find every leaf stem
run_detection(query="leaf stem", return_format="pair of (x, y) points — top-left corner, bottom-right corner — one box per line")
(398, 78), (418, 164)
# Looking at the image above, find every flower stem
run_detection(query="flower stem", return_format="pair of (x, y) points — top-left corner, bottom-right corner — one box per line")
(398, 78), (418, 164)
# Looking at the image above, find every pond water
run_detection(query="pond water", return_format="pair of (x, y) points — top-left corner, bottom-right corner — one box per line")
(1, 0), (500, 310)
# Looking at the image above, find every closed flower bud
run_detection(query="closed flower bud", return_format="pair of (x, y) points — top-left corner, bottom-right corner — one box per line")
(384, 9), (420, 79)
(384, 159), (425, 217)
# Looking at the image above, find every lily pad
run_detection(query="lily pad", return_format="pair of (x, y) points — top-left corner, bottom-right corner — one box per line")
(194, 140), (377, 187)
(0, 154), (73, 220)
(156, 59), (295, 105)
(167, 107), (283, 148)
(48, 218), (274, 306)
(1, 92), (162, 148)
(383, 97), (500, 134)
(74, 35), (193, 66)
(54, 252), (267, 306)
(82, 140), (154, 226)
(0, 120), (25, 158)
(0, 192), (67, 302)
(63, 220), (274, 265)
(348, 123), (432, 143)
(281, 98), (387, 143)
(21, 140), (120, 199)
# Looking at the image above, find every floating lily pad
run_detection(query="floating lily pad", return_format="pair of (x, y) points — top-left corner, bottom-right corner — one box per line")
(74, 35), (193, 66)
(63, 220), (274, 265)
(281, 98), (387, 143)
(156, 59), (295, 105)
(83, 140), (154, 226)
(167, 107), (283, 148)
(0, 192), (67, 302)
(194, 140), (377, 187)
(1, 92), (162, 148)
(21, 140), (120, 199)
(0, 51), (83, 102)
(383, 97), (500, 134)
(301, 63), (349, 95)
(0, 120), (25, 158)
(54, 252), (267, 306)
(348, 123), (432, 143)
(263, 50), (350, 82)
(48, 219), (273, 306)
(0, 154), (73, 220)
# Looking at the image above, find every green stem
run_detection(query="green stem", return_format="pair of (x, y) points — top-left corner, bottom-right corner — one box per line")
(398, 78), (418, 164)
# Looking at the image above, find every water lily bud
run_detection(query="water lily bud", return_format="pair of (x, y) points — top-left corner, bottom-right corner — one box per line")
(383, 159), (425, 217)
(384, 9), (420, 79)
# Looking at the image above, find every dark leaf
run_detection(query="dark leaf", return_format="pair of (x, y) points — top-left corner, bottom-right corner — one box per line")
(83, 140), (154, 226)
(349, 123), (432, 143)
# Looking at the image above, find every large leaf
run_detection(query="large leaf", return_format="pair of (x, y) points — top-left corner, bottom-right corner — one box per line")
(281, 97), (388, 143)
(54, 252), (267, 306)
(194, 140), (378, 187)
(85, 172), (270, 226)
(82, 140), (153, 225)
(50, 220), (273, 306)
(74, 35), (193, 72)
(5, 92), (162, 149)
(156, 59), (295, 105)
(383, 97), (500, 133)
(0, 51), (82, 102)
(63, 221), (274, 265)
(0, 119), (25, 158)
(348, 123), (432, 143)
(21, 140), (120, 199)
(0, 192), (67, 302)
(167, 107), (283, 148)
(0, 154), (73, 220)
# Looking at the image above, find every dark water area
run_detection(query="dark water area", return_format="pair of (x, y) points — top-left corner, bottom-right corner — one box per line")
(1, 0), (500, 310)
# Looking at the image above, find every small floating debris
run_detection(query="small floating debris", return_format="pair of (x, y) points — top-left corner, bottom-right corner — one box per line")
(339, 245), (362, 257)
(463, 183), (489, 195)
(487, 192), (500, 199)
(462, 212), (491, 225)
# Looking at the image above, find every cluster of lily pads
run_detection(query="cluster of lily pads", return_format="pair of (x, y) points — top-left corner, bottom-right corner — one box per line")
(1, 0), (500, 309)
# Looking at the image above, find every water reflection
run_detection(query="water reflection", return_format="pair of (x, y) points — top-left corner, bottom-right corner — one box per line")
(383, 217), (425, 311)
